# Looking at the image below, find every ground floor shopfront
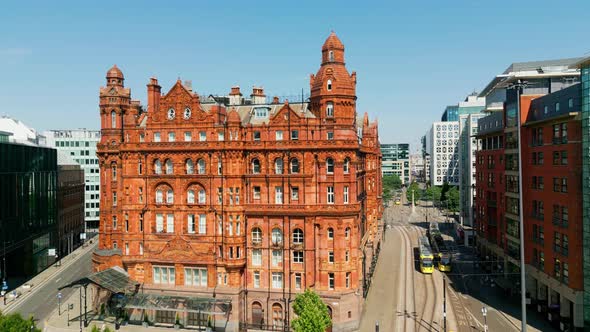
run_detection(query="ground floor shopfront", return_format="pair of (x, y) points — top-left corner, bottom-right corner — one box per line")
(476, 237), (584, 331)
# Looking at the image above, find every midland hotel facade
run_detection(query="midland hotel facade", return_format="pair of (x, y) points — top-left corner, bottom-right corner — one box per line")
(94, 33), (383, 331)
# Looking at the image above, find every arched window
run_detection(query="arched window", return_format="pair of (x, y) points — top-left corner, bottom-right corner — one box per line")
(274, 158), (283, 174)
(290, 158), (299, 174)
(197, 159), (206, 174)
(271, 228), (283, 245)
(329, 51), (334, 61)
(187, 190), (195, 204)
(252, 227), (262, 244)
(326, 102), (334, 117)
(272, 303), (283, 329)
(345, 227), (351, 239)
(252, 302), (263, 327)
(138, 159), (143, 175)
(292, 228), (304, 244)
(198, 189), (206, 204)
(252, 158), (261, 174)
(166, 189), (174, 204)
(155, 189), (163, 204)
(154, 159), (162, 175)
(326, 158), (334, 174)
(186, 159), (194, 174)
(327, 227), (334, 239)
(165, 159), (173, 174)
(111, 111), (116, 128)
(111, 162), (117, 180)
(344, 157), (350, 174)
(327, 79), (332, 91)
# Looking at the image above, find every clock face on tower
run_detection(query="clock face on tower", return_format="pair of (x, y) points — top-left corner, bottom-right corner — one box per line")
(184, 107), (191, 119)
(167, 108), (175, 120)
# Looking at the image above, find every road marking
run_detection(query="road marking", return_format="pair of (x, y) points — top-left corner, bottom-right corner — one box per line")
(55, 278), (61, 283)
(464, 307), (484, 328)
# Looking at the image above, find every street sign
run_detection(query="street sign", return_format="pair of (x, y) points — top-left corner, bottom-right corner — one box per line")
(48, 248), (56, 256)
(57, 292), (62, 299)
(80, 233), (86, 240)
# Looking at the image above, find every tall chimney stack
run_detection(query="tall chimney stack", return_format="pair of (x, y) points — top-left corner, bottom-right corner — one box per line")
(251, 86), (266, 105)
(229, 86), (242, 105)
(147, 77), (161, 113)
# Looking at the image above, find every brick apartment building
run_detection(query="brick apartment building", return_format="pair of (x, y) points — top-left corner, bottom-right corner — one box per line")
(473, 111), (505, 256)
(93, 33), (383, 331)
(522, 84), (583, 329)
(475, 57), (589, 330)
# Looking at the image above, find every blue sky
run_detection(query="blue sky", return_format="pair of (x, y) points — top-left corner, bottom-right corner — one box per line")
(1, 1), (589, 152)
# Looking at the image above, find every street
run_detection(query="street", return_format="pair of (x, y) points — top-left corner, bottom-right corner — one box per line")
(360, 197), (556, 332)
(3, 242), (95, 328)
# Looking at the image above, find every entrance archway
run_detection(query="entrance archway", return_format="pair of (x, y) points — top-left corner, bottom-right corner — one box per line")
(251, 301), (263, 328)
(326, 306), (333, 332)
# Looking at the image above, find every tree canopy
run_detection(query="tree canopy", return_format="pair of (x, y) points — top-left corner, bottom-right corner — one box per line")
(440, 182), (451, 202)
(447, 186), (460, 212)
(423, 186), (441, 202)
(291, 289), (332, 332)
(0, 311), (41, 332)
(382, 174), (402, 202)
(406, 182), (422, 203)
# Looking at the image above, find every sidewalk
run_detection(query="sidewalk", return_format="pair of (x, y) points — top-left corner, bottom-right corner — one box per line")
(0, 238), (98, 315)
(452, 241), (557, 331)
(45, 288), (195, 332)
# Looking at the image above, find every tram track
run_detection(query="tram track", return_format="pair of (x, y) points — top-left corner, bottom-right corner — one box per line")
(397, 223), (417, 332)
(409, 225), (439, 332)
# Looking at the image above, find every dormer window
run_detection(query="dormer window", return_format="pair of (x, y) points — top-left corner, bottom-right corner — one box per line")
(329, 51), (334, 62)
(254, 107), (269, 118)
(327, 80), (332, 91)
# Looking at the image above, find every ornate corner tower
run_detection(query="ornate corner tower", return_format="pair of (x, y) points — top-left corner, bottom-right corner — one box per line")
(97, 65), (131, 253)
(310, 32), (358, 139)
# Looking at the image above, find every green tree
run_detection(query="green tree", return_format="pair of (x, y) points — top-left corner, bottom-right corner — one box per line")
(440, 182), (450, 203)
(406, 182), (422, 203)
(423, 186), (441, 202)
(92, 326), (114, 332)
(447, 187), (460, 212)
(0, 312), (41, 332)
(291, 289), (332, 332)
(382, 174), (402, 203)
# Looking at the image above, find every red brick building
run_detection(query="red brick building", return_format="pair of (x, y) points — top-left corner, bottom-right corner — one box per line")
(474, 111), (505, 263)
(476, 80), (585, 329)
(521, 84), (583, 328)
(93, 32), (383, 331)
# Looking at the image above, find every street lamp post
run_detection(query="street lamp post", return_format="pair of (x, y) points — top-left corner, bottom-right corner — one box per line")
(58, 292), (62, 316)
(481, 306), (488, 332)
(443, 276), (447, 332)
(509, 79), (528, 332)
(2, 240), (10, 305)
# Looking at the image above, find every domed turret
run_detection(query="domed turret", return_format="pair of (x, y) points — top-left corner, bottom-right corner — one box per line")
(321, 31), (345, 64)
(322, 31), (344, 52)
(106, 64), (124, 87)
(309, 32), (357, 130)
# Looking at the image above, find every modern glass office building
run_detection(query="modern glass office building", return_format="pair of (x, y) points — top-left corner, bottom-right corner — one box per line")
(578, 58), (590, 327)
(381, 143), (411, 183)
(44, 130), (100, 233)
(0, 142), (58, 289)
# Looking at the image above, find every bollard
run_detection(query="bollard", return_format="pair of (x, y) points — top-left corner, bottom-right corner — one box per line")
(375, 321), (379, 332)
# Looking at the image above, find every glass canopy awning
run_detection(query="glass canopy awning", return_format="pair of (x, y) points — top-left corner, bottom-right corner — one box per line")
(125, 294), (231, 315)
